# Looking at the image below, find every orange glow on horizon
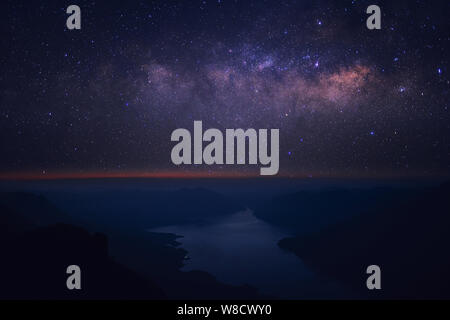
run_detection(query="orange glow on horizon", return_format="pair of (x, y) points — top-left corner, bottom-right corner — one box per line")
(0, 170), (281, 181)
(0, 170), (444, 181)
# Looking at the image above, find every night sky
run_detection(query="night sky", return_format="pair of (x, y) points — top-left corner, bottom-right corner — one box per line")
(1, 0), (449, 178)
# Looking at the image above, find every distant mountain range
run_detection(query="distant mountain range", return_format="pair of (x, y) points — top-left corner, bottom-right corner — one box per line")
(276, 182), (450, 299)
(50, 186), (245, 229)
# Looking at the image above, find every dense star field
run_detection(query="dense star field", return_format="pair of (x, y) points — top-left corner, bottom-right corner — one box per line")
(1, 0), (449, 178)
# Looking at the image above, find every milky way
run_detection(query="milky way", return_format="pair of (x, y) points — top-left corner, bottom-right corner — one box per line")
(0, 0), (449, 178)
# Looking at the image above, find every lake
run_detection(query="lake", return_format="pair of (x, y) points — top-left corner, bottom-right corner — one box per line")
(151, 209), (354, 299)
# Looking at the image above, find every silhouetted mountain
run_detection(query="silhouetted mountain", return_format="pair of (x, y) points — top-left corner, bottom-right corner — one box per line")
(53, 187), (245, 229)
(278, 182), (450, 299)
(254, 186), (423, 233)
(160, 270), (269, 300)
(0, 191), (267, 299)
(0, 204), (35, 236)
(0, 192), (71, 226)
(0, 217), (165, 299)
